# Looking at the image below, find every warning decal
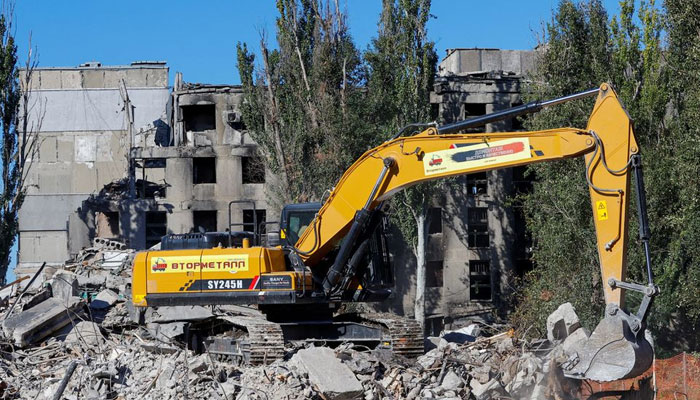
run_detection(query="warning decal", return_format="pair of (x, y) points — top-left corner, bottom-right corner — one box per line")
(596, 201), (609, 221)
(423, 138), (531, 176)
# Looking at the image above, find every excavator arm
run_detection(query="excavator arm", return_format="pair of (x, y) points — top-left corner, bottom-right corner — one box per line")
(295, 83), (657, 381)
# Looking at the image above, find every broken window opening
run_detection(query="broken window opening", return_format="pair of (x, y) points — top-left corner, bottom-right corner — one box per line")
(193, 157), (216, 184)
(462, 103), (487, 133)
(467, 207), (489, 248)
(193, 210), (218, 233)
(135, 158), (167, 198)
(467, 172), (488, 196)
(426, 260), (444, 288)
(182, 104), (216, 132)
(242, 154), (266, 184)
(145, 211), (167, 248)
(243, 209), (266, 234)
(96, 211), (119, 239)
(469, 260), (491, 301)
(428, 207), (442, 234)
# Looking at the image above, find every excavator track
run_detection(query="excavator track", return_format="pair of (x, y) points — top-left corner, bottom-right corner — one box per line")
(359, 313), (424, 358)
(203, 316), (285, 365)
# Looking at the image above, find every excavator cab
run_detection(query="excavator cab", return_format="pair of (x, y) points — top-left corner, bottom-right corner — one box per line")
(279, 202), (321, 246)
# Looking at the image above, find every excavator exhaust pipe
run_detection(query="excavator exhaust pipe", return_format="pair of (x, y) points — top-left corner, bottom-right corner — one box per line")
(562, 304), (653, 381)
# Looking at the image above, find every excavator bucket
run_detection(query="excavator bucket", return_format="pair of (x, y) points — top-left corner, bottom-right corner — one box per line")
(562, 304), (653, 382)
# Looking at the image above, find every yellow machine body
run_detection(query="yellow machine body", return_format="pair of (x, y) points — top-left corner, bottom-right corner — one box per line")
(132, 246), (313, 307)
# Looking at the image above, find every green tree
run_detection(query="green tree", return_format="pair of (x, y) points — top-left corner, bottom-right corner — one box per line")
(365, 0), (437, 325)
(650, 0), (700, 351)
(236, 0), (370, 209)
(511, 0), (667, 336)
(0, 14), (38, 284)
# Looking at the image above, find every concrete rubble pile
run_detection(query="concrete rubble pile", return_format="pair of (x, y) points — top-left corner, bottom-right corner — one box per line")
(0, 239), (587, 399)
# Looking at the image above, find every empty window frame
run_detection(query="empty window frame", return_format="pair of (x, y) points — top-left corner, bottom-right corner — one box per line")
(145, 211), (167, 248)
(428, 207), (442, 234)
(426, 260), (444, 288)
(466, 172), (488, 196)
(467, 207), (489, 248)
(461, 103), (487, 133)
(193, 210), (218, 233)
(182, 104), (216, 132)
(242, 154), (266, 184)
(96, 211), (119, 238)
(193, 157), (216, 184)
(469, 259), (491, 300)
(243, 209), (267, 234)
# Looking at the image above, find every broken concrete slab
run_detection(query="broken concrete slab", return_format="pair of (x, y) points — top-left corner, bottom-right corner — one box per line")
(145, 305), (213, 323)
(139, 341), (179, 355)
(546, 302), (581, 343)
(91, 289), (119, 309)
(65, 321), (104, 347)
(146, 321), (187, 342)
(292, 347), (363, 400)
(2, 297), (83, 347)
(50, 270), (79, 306)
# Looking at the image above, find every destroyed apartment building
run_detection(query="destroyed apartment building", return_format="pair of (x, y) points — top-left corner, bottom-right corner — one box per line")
(17, 62), (270, 276)
(17, 49), (535, 328)
(385, 48), (538, 332)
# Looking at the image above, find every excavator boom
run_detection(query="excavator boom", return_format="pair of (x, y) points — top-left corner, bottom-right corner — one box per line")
(294, 83), (657, 381)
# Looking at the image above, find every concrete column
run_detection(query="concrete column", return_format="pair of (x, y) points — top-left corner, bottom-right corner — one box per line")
(485, 104), (516, 314)
(215, 154), (242, 231)
(165, 157), (194, 234)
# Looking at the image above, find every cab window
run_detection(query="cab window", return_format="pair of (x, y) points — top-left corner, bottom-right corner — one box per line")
(287, 211), (317, 244)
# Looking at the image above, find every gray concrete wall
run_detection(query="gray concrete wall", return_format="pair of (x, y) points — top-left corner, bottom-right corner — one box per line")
(27, 89), (170, 133)
(438, 48), (536, 76)
(17, 64), (169, 273)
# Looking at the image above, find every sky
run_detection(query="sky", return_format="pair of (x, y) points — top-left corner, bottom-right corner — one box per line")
(6, 0), (622, 281)
(14, 0), (622, 85)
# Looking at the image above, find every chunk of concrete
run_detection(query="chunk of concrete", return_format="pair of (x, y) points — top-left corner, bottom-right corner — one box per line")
(470, 378), (505, 400)
(146, 321), (187, 342)
(292, 347), (363, 400)
(2, 297), (83, 347)
(51, 271), (79, 306)
(90, 289), (119, 309)
(65, 321), (104, 347)
(145, 306), (213, 323)
(440, 370), (464, 391)
(188, 354), (209, 373)
(546, 302), (581, 343)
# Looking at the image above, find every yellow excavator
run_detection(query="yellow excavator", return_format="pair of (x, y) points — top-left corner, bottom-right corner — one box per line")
(132, 84), (658, 381)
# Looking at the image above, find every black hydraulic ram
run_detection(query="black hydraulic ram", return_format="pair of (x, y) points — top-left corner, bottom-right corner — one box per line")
(436, 87), (600, 135)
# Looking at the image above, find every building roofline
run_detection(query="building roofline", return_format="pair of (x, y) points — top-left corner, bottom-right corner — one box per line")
(29, 61), (168, 71)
